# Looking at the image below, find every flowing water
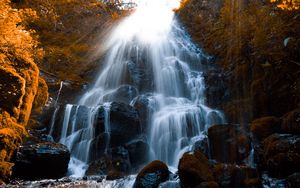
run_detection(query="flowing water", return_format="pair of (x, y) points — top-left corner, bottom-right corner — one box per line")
(50, 0), (225, 184)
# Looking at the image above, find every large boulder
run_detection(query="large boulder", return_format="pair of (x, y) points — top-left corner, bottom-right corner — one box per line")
(281, 108), (300, 134)
(12, 140), (70, 180)
(262, 134), (300, 178)
(250, 116), (281, 141)
(125, 138), (149, 168)
(134, 160), (169, 188)
(178, 151), (214, 188)
(91, 102), (142, 160)
(286, 173), (300, 188)
(108, 102), (142, 146)
(85, 151), (130, 180)
(208, 124), (251, 164)
(132, 94), (153, 132)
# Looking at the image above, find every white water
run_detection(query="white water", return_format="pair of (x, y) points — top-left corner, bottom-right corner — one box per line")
(53, 0), (225, 180)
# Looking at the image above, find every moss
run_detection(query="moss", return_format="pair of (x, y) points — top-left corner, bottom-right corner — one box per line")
(178, 151), (214, 187)
(250, 116), (281, 141)
(137, 160), (168, 178)
(32, 77), (49, 114)
(0, 0), (43, 181)
(0, 162), (14, 182)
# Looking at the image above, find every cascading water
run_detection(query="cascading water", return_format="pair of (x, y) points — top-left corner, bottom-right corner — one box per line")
(51, 0), (225, 180)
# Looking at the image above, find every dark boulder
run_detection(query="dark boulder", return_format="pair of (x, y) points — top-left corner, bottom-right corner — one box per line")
(281, 108), (300, 134)
(178, 151), (214, 188)
(12, 140), (70, 180)
(192, 136), (209, 158)
(196, 181), (219, 188)
(132, 94), (153, 132)
(286, 173), (300, 188)
(134, 160), (169, 188)
(125, 138), (149, 168)
(86, 147), (131, 177)
(108, 102), (141, 147)
(262, 134), (300, 178)
(208, 124), (251, 164)
(250, 116), (281, 142)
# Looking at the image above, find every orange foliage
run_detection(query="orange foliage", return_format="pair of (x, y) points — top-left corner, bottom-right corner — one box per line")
(16, 0), (121, 82)
(179, 0), (300, 66)
(0, 0), (42, 182)
(270, 0), (300, 10)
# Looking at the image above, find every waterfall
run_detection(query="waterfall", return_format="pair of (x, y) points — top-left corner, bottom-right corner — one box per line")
(51, 0), (225, 177)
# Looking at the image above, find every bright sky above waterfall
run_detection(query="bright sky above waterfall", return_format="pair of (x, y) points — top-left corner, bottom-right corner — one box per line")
(110, 0), (181, 42)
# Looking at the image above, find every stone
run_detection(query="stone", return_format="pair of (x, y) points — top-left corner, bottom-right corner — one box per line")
(196, 181), (219, 188)
(12, 140), (70, 180)
(132, 94), (153, 132)
(281, 108), (300, 134)
(208, 124), (251, 164)
(134, 160), (169, 188)
(108, 102), (142, 146)
(178, 151), (214, 188)
(286, 173), (300, 188)
(103, 85), (138, 104)
(192, 137), (209, 158)
(212, 164), (259, 188)
(262, 134), (300, 178)
(85, 148), (131, 176)
(125, 138), (149, 168)
(250, 116), (281, 141)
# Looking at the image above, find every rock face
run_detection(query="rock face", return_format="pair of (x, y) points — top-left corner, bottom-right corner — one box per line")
(103, 85), (138, 104)
(12, 139), (70, 180)
(178, 151), (214, 187)
(262, 134), (300, 178)
(134, 160), (169, 188)
(91, 102), (143, 162)
(208, 124), (251, 164)
(0, 13), (47, 180)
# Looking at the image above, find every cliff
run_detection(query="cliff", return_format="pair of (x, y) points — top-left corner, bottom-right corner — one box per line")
(0, 0), (48, 182)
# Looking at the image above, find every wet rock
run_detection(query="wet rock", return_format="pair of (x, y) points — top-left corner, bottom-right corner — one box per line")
(192, 137), (209, 158)
(286, 173), (300, 188)
(125, 138), (149, 168)
(212, 164), (259, 188)
(196, 181), (219, 188)
(208, 124), (251, 164)
(12, 140), (70, 180)
(103, 85), (138, 104)
(106, 170), (125, 180)
(108, 102), (142, 146)
(86, 148), (131, 176)
(132, 94), (153, 132)
(134, 160), (169, 188)
(178, 151), (214, 188)
(250, 116), (281, 141)
(281, 108), (300, 134)
(262, 133), (300, 178)
(86, 157), (110, 176)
